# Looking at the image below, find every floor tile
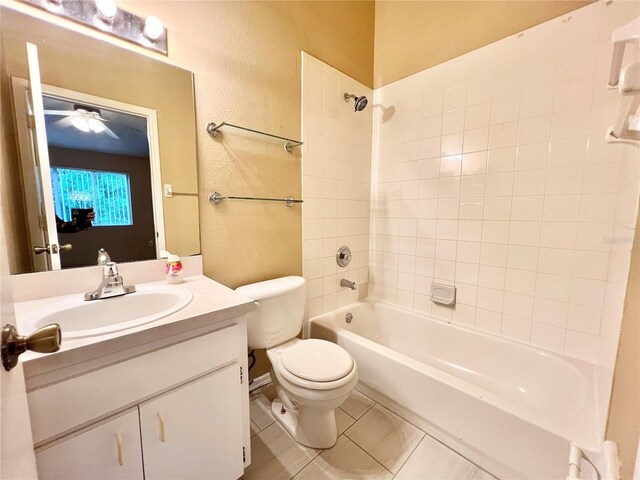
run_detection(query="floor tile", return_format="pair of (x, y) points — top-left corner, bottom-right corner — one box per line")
(250, 419), (260, 437)
(395, 435), (495, 480)
(250, 393), (275, 430)
(244, 422), (320, 480)
(294, 435), (393, 480)
(345, 405), (425, 474)
(340, 389), (375, 420)
(336, 408), (355, 436)
(260, 384), (278, 401)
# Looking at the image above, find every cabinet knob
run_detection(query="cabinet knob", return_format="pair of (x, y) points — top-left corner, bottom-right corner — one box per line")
(1, 323), (62, 371)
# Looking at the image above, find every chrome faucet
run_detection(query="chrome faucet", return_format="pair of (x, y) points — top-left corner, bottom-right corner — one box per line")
(96, 248), (111, 265)
(340, 279), (357, 290)
(84, 262), (136, 301)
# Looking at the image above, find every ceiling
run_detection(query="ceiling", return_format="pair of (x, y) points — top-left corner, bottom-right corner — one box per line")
(373, 1), (595, 87)
(43, 96), (150, 158)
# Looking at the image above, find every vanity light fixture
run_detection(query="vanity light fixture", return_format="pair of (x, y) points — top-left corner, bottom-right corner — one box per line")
(20, 0), (168, 55)
(144, 16), (164, 41)
(95, 0), (117, 24)
(43, 0), (62, 13)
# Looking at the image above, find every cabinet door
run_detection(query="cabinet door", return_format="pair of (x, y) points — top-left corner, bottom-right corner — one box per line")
(35, 408), (143, 480)
(139, 364), (244, 480)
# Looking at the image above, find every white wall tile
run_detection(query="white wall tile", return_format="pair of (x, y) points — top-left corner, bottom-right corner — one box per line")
(567, 304), (601, 336)
(505, 268), (537, 295)
(475, 309), (502, 334)
(502, 315), (532, 342)
(367, 4), (639, 367)
(531, 322), (566, 352)
(516, 142), (549, 171)
(513, 170), (547, 195)
(462, 152), (487, 175)
(303, 53), (372, 318)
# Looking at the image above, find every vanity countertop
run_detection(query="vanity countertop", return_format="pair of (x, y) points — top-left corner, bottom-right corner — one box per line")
(14, 274), (255, 386)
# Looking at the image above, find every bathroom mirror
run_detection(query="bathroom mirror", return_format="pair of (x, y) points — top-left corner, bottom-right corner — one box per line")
(0, 8), (200, 274)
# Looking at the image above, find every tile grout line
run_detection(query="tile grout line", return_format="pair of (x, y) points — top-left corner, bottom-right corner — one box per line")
(388, 428), (426, 479)
(338, 406), (357, 421)
(343, 398), (424, 478)
(341, 395), (377, 434)
(287, 446), (323, 480)
(346, 400), (427, 478)
(344, 430), (397, 478)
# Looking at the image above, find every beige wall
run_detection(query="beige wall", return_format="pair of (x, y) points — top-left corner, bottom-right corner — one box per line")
(1, 9), (200, 273)
(114, 0), (375, 295)
(607, 203), (640, 480)
(374, 0), (593, 87)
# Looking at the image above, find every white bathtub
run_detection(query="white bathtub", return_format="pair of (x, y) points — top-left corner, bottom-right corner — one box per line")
(306, 301), (603, 479)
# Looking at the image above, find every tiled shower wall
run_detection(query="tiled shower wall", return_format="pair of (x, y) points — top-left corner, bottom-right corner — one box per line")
(302, 53), (373, 318)
(369, 0), (640, 367)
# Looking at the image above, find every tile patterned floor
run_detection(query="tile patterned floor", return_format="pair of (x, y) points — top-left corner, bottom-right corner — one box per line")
(244, 386), (495, 480)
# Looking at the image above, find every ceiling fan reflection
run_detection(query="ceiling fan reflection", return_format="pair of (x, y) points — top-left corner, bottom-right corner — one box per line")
(43, 104), (119, 139)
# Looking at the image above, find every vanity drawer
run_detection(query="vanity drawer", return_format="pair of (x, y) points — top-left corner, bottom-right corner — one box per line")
(28, 323), (241, 445)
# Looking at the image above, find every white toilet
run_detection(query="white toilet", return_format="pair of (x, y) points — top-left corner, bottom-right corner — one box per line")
(236, 276), (358, 449)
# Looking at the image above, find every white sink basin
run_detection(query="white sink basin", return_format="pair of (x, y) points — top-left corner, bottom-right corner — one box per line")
(21, 285), (193, 339)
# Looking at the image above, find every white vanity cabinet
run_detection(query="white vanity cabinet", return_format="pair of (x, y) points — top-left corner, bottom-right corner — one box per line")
(35, 408), (144, 480)
(27, 317), (250, 480)
(139, 364), (244, 480)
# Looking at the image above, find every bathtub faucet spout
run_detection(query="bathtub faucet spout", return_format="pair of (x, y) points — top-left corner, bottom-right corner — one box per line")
(340, 279), (357, 290)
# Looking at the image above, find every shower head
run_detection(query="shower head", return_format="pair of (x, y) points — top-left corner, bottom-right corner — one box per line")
(344, 93), (368, 112)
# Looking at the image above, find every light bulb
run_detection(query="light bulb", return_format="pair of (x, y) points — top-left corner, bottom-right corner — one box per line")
(143, 16), (164, 41)
(88, 117), (106, 133)
(70, 115), (90, 133)
(95, 0), (117, 23)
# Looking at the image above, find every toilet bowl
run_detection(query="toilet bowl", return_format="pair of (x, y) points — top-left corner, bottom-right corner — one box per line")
(267, 338), (358, 448)
(235, 276), (358, 449)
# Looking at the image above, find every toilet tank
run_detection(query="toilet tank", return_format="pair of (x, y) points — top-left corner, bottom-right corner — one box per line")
(235, 276), (306, 349)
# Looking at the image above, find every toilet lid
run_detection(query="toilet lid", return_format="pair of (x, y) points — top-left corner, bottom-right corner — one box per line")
(280, 339), (354, 382)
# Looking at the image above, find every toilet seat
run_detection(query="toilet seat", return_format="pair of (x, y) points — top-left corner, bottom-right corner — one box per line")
(275, 339), (357, 390)
(282, 339), (353, 381)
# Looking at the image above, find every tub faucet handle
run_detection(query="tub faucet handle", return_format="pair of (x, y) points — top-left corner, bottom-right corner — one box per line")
(336, 246), (352, 267)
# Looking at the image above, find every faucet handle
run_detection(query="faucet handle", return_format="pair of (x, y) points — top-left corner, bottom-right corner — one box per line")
(103, 262), (119, 277)
(97, 248), (111, 265)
